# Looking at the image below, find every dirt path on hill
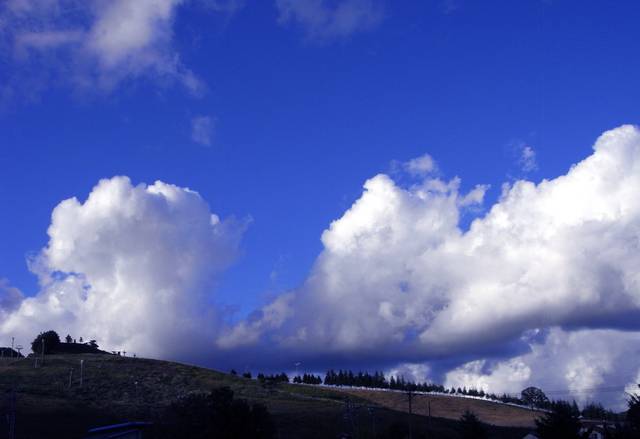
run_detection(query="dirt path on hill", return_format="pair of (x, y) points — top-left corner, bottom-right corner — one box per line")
(333, 388), (542, 428)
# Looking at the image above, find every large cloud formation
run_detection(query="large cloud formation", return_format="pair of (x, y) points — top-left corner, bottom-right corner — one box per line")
(3, 126), (640, 409)
(0, 176), (247, 359)
(220, 125), (640, 408)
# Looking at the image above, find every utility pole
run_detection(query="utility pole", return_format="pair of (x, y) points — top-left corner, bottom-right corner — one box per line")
(35, 339), (45, 367)
(404, 384), (414, 439)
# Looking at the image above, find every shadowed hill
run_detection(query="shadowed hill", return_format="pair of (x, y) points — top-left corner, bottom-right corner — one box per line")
(0, 353), (533, 438)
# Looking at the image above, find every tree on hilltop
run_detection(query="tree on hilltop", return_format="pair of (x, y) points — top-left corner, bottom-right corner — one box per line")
(31, 330), (60, 354)
(521, 386), (549, 409)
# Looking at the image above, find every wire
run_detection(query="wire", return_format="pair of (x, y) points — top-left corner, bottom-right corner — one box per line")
(544, 386), (629, 396)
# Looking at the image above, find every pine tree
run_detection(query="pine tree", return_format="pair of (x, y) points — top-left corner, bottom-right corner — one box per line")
(628, 393), (640, 431)
(458, 409), (489, 439)
(535, 401), (591, 439)
(379, 371), (388, 388)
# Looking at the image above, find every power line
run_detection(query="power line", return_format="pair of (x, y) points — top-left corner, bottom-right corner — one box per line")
(544, 386), (629, 396)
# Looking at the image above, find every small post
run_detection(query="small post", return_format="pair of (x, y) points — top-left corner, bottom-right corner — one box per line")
(408, 390), (413, 439)
(135, 382), (139, 419)
(368, 407), (376, 436)
(80, 360), (84, 387)
(68, 368), (75, 389)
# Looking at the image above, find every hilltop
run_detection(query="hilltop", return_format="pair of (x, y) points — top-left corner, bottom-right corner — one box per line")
(0, 353), (535, 438)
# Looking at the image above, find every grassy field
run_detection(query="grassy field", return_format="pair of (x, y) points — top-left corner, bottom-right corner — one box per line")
(0, 353), (535, 438)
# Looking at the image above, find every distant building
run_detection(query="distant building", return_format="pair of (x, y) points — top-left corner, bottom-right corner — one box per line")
(523, 420), (616, 439)
(580, 420), (617, 439)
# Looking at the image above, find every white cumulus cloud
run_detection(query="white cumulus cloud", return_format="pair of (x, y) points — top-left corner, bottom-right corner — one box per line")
(0, 176), (248, 359)
(223, 124), (640, 409)
(5, 125), (640, 410)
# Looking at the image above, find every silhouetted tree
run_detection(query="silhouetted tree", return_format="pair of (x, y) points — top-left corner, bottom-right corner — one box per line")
(521, 386), (549, 409)
(582, 401), (608, 420)
(535, 400), (591, 439)
(324, 369), (336, 385)
(31, 330), (60, 354)
(457, 409), (489, 439)
(627, 393), (640, 432)
(160, 386), (276, 439)
(605, 393), (640, 438)
(65, 334), (72, 343)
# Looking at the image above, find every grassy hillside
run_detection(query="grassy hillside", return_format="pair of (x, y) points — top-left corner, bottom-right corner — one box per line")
(0, 353), (534, 438)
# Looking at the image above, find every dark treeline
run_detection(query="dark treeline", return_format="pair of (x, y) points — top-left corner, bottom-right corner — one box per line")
(322, 368), (446, 393)
(256, 372), (290, 383)
(246, 366), (622, 420)
(293, 373), (322, 384)
(320, 369), (622, 419)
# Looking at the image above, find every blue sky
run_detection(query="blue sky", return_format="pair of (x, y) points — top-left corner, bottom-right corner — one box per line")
(2, 0), (640, 410)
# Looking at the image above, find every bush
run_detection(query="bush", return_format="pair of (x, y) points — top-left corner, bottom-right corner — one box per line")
(159, 386), (276, 439)
(31, 330), (61, 354)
